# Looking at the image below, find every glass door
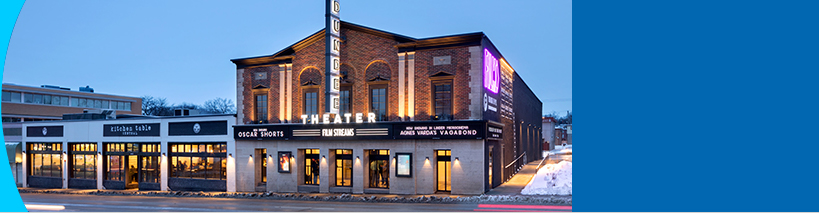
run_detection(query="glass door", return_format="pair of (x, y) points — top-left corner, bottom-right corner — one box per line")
(436, 150), (451, 192)
(304, 149), (320, 185)
(368, 149), (390, 188)
(126, 155), (138, 188)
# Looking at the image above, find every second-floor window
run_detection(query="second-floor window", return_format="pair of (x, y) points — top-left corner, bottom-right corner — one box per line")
(433, 80), (453, 117)
(304, 91), (318, 116)
(339, 86), (351, 115)
(370, 84), (388, 121)
(255, 95), (267, 121)
(1, 91), (21, 102)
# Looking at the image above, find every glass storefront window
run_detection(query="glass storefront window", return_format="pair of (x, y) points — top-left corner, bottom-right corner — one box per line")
(169, 143), (227, 180)
(70, 143), (97, 180)
(107, 155), (123, 181)
(28, 143), (62, 178)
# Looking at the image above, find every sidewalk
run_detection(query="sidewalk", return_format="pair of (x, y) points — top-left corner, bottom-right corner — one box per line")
(18, 187), (571, 205)
(485, 159), (546, 195)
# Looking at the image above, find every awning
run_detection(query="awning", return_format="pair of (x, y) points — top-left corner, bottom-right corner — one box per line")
(5, 142), (21, 163)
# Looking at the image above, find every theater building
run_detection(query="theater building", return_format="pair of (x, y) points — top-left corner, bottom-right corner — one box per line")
(230, 4), (543, 194)
(21, 114), (237, 192)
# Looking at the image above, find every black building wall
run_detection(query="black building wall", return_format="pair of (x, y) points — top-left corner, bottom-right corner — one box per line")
(513, 73), (543, 165)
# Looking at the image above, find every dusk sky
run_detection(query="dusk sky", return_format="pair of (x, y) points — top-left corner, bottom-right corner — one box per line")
(3, 0), (571, 116)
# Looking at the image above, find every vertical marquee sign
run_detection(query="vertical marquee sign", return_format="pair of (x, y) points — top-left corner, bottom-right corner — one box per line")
(325, 0), (341, 115)
(482, 48), (502, 122)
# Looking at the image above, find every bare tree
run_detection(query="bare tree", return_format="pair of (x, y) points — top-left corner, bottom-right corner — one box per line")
(142, 96), (173, 116)
(544, 110), (572, 125)
(175, 102), (200, 110)
(201, 98), (236, 114)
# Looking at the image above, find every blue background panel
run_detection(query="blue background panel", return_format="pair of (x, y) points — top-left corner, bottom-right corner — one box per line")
(0, 0), (29, 212)
(577, 0), (819, 211)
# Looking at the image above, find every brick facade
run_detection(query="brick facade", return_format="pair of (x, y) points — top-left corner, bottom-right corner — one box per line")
(237, 26), (476, 123)
(413, 48), (473, 120)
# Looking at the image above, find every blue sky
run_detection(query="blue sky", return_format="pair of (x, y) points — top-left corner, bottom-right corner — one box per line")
(3, 0), (571, 116)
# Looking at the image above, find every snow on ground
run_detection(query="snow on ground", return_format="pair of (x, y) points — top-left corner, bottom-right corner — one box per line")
(521, 161), (572, 195)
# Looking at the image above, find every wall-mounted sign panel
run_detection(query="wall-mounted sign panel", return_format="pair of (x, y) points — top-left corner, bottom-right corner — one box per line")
(169, 121), (228, 136)
(487, 124), (503, 140)
(396, 153), (412, 177)
(103, 123), (160, 137)
(278, 151), (292, 173)
(26, 126), (63, 137)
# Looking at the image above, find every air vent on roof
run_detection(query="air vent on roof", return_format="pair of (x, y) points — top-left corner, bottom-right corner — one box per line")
(79, 85), (94, 93)
(174, 109), (200, 116)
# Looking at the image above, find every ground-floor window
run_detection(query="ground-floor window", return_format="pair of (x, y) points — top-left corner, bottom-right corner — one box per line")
(106, 155), (124, 181)
(335, 149), (352, 187)
(140, 144), (160, 183)
(368, 149), (390, 188)
(28, 143), (62, 177)
(304, 149), (320, 185)
(436, 150), (452, 192)
(169, 143), (227, 180)
(70, 143), (97, 180)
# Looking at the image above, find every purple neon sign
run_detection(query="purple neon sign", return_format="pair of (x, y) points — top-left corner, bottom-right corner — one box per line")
(483, 48), (500, 94)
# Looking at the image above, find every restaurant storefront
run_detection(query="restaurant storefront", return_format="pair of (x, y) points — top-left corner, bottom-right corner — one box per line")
(21, 114), (236, 192)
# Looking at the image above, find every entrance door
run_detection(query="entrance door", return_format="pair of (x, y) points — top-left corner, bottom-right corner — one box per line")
(255, 149), (267, 191)
(304, 149), (320, 185)
(436, 150), (451, 192)
(488, 146), (493, 188)
(126, 155), (138, 188)
(368, 149), (390, 188)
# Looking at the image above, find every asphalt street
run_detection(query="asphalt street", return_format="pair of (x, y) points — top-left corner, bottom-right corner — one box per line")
(22, 193), (571, 212)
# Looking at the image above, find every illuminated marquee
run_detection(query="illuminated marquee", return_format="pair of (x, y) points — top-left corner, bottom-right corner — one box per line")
(483, 48), (500, 94)
(234, 121), (488, 140)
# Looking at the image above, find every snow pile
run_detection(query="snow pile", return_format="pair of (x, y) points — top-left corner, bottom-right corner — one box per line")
(521, 161), (572, 195)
